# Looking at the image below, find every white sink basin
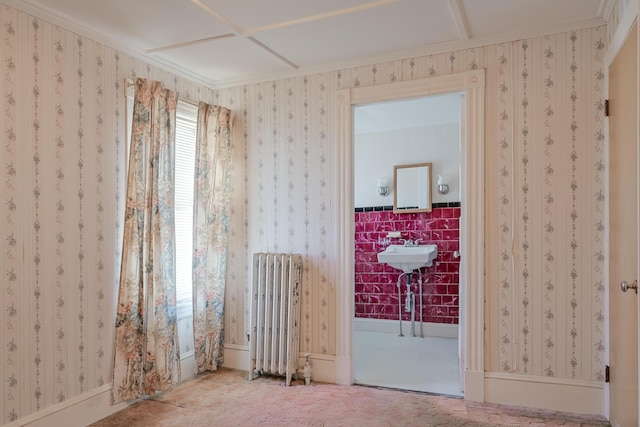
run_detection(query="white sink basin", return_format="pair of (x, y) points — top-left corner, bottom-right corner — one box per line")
(377, 244), (438, 273)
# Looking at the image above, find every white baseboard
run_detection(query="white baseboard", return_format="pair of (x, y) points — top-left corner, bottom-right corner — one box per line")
(484, 373), (604, 416)
(464, 369), (484, 402)
(222, 343), (250, 371)
(302, 353), (336, 384)
(5, 385), (129, 427)
(334, 354), (351, 385)
(353, 317), (459, 338)
(7, 351), (201, 427)
(222, 344), (336, 384)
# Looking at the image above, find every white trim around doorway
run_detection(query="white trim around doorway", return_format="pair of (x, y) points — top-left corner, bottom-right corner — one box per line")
(333, 69), (486, 401)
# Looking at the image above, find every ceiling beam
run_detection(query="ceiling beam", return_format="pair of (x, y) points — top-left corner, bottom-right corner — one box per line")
(189, 0), (299, 69)
(145, 33), (235, 54)
(190, 0), (245, 35)
(243, 0), (404, 35)
(187, 0), (405, 71)
(448, 0), (470, 41)
(247, 36), (299, 70)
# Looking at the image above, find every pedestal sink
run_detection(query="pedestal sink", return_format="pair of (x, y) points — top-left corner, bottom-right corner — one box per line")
(377, 244), (438, 273)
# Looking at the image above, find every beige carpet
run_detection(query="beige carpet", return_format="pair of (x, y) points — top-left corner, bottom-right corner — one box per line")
(92, 368), (610, 427)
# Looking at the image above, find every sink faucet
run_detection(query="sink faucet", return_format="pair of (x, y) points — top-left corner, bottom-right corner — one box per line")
(402, 239), (422, 247)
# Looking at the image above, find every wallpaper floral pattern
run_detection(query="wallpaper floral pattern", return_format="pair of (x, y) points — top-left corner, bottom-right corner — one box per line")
(491, 31), (606, 380)
(2, 6), (18, 419)
(0, 5), (221, 422)
(0, 0), (607, 423)
(235, 25), (605, 380)
(243, 77), (334, 355)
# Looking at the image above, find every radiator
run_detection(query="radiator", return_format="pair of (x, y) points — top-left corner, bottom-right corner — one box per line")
(248, 253), (303, 386)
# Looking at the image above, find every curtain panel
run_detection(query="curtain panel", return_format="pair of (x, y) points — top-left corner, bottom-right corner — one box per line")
(192, 103), (234, 374)
(112, 78), (181, 403)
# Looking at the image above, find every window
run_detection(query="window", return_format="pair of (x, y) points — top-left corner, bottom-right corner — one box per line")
(174, 101), (197, 311)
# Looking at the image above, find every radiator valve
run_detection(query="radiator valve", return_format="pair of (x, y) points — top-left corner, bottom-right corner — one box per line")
(302, 353), (312, 385)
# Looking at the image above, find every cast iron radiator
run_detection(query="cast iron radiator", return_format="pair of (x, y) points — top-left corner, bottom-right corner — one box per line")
(248, 253), (302, 386)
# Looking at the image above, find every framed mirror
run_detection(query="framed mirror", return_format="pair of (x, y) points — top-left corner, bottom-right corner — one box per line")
(393, 162), (432, 213)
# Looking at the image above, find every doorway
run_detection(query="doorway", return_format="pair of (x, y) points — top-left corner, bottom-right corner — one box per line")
(351, 94), (463, 396)
(334, 70), (486, 402)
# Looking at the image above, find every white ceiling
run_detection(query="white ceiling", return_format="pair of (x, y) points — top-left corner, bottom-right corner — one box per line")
(11, 0), (609, 88)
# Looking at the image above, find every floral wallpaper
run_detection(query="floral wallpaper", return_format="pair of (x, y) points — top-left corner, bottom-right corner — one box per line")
(241, 76), (333, 355)
(0, 4), (221, 423)
(227, 25), (605, 381)
(489, 30), (605, 380)
(2, 6), (18, 419)
(0, 0), (607, 423)
(222, 26), (604, 382)
(240, 30), (604, 381)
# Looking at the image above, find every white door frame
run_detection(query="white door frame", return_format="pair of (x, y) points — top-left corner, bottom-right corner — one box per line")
(333, 70), (486, 401)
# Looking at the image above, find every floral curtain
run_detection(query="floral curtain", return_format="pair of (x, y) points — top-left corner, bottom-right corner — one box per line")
(112, 78), (180, 403)
(192, 102), (233, 374)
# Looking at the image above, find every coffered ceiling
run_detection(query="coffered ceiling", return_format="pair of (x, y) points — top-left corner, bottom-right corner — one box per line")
(9, 0), (610, 87)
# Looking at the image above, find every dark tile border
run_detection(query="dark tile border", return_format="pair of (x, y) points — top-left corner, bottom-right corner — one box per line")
(355, 202), (460, 212)
(355, 206), (393, 212)
(433, 202), (461, 208)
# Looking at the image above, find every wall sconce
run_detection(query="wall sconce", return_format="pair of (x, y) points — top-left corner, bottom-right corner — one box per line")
(438, 175), (449, 195)
(377, 177), (389, 196)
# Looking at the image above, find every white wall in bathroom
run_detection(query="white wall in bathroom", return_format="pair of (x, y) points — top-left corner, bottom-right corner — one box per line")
(354, 122), (461, 207)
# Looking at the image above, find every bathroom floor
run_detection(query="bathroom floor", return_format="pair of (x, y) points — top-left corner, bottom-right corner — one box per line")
(353, 330), (463, 397)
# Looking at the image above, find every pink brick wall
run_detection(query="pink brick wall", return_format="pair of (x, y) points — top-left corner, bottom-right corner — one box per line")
(354, 205), (460, 324)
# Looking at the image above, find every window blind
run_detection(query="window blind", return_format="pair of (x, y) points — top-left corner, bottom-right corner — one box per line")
(174, 101), (198, 307)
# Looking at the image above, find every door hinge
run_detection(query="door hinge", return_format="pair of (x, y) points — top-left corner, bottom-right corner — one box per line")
(604, 99), (609, 117)
(605, 365), (610, 383)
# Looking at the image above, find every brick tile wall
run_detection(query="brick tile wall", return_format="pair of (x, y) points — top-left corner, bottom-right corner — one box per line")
(354, 205), (460, 324)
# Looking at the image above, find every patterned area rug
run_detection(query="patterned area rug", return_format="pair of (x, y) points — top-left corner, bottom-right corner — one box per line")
(92, 368), (610, 426)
